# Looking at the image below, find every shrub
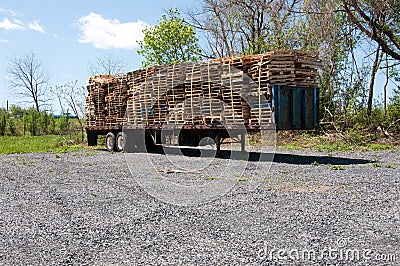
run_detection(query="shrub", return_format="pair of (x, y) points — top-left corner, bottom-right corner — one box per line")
(0, 113), (6, 136)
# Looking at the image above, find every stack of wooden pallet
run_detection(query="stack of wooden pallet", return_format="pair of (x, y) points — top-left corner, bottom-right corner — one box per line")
(126, 66), (163, 126)
(104, 75), (128, 126)
(211, 50), (320, 87)
(164, 64), (187, 124)
(86, 75), (128, 127)
(294, 51), (320, 87)
(86, 50), (321, 129)
(86, 75), (111, 127)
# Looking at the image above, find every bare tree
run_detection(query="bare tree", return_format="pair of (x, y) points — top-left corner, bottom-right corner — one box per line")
(187, 0), (303, 58)
(7, 53), (49, 112)
(88, 53), (127, 76)
(51, 81), (86, 142)
(342, 0), (400, 60)
(188, 0), (262, 57)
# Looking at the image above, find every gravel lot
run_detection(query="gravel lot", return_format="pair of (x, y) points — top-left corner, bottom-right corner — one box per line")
(0, 148), (399, 265)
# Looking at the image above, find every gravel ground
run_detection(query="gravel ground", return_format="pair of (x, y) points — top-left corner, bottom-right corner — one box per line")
(0, 148), (399, 265)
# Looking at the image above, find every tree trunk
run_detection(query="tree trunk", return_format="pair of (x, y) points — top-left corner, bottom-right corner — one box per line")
(77, 118), (85, 143)
(383, 55), (389, 117)
(367, 47), (381, 117)
(34, 98), (40, 113)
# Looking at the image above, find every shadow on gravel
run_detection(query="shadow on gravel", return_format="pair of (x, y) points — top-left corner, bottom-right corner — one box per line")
(146, 146), (373, 165)
(272, 153), (372, 165)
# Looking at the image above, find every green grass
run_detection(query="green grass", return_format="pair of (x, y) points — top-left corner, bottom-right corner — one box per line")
(0, 135), (86, 154)
(362, 143), (396, 151)
(315, 142), (355, 152)
(278, 133), (399, 152)
(278, 142), (303, 150)
(315, 142), (397, 152)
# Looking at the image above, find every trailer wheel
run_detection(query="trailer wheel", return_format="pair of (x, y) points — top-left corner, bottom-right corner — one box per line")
(105, 132), (116, 152)
(145, 131), (156, 151)
(178, 131), (200, 146)
(116, 132), (124, 152)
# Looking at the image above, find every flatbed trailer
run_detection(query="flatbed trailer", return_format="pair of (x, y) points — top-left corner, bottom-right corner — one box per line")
(85, 50), (321, 154)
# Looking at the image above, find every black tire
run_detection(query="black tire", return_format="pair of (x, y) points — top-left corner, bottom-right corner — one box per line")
(116, 132), (124, 152)
(105, 132), (116, 152)
(87, 132), (98, 146)
(145, 131), (157, 152)
(178, 131), (200, 146)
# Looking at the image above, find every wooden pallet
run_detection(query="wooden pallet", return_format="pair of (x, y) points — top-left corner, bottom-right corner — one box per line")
(86, 50), (321, 129)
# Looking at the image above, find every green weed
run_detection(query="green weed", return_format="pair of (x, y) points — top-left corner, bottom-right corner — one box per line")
(84, 151), (97, 156)
(328, 164), (344, 170)
(278, 142), (303, 150)
(362, 144), (396, 151)
(236, 177), (249, 182)
(315, 143), (354, 152)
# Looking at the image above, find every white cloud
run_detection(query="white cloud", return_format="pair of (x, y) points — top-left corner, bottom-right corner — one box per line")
(0, 18), (24, 31)
(77, 12), (149, 49)
(0, 7), (16, 17)
(0, 38), (8, 43)
(8, 10), (17, 17)
(28, 20), (45, 33)
(52, 34), (66, 41)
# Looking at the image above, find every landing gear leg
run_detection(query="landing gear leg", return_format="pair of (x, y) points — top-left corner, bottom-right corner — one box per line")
(240, 132), (246, 152)
(215, 131), (221, 158)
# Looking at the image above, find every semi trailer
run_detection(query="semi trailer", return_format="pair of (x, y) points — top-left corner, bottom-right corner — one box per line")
(85, 50), (321, 154)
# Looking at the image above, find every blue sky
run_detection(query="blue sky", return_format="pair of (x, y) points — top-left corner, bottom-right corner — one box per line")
(0, 0), (196, 111)
(0, 0), (397, 112)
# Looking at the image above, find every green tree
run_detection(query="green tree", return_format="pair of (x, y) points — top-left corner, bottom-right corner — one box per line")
(0, 109), (7, 136)
(26, 107), (39, 136)
(137, 8), (201, 67)
(390, 87), (400, 105)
